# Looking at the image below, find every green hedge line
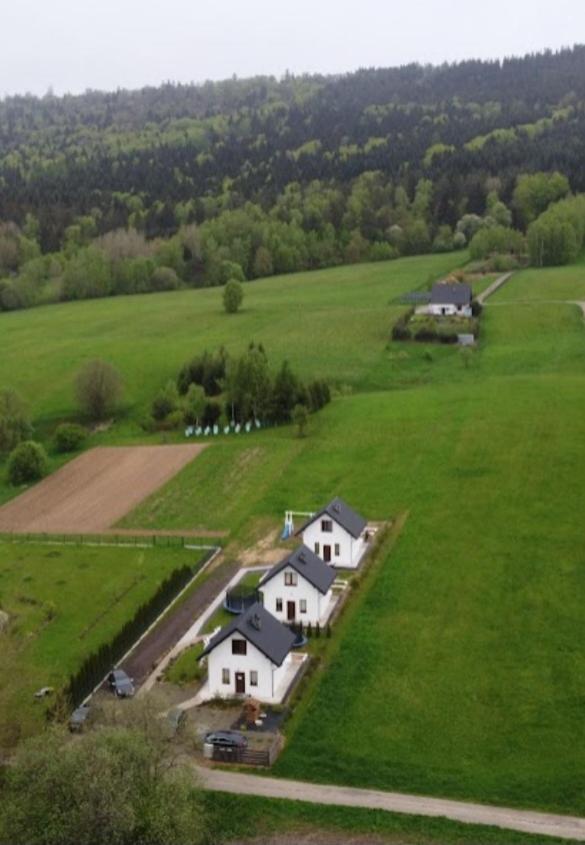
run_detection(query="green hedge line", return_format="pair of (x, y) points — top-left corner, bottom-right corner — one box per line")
(63, 557), (209, 707)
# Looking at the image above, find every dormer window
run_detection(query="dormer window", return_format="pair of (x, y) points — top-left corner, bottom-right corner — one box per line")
(232, 639), (247, 655)
(321, 519), (333, 533)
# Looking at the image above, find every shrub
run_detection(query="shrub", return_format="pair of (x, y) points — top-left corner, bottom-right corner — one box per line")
(150, 265), (180, 291)
(54, 423), (87, 453)
(151, 380), (179, 421)
(223, 279), (244, 314)
(469, 225), (525, 260)
(75, 360), (123, 421)
(8, 441), (48, 485)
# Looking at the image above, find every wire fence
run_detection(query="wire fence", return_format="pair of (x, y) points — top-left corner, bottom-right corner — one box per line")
(0, 532), (217, 550)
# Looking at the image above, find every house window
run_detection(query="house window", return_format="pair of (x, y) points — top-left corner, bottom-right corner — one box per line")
(222, 668), (230, 685)
(276, 598), (283, 612)
(284, 571), (298, 586)
(300, 599), (307, 614)
(314, 542), (320, 555)
(250, 670), (258, 687)
(334, 543), (340, 556)
(321, 519), (333, 533)
(232, 639), (247, 655)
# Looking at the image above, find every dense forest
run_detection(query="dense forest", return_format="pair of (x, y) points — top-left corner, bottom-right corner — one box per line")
(1, 45), (585, 310)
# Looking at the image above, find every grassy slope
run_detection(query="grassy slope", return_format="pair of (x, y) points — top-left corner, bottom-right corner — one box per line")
(124, 265), (585, 813)
(0, 254), (459, 429)
(0, 543), (204, 744)
(3, 255), (585, 816)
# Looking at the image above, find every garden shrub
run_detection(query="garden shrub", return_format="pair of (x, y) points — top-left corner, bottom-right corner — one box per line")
(7, 441), (48, 485)
(54, 422), (87, 453)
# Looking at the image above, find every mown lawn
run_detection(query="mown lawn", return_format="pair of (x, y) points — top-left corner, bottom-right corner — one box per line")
(0, 542), (205, 746)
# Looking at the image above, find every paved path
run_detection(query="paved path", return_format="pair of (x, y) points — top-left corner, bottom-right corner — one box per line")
(120, 557), (237, 687)
(197, 768), (585, 842)
(476, 271), (514, 305)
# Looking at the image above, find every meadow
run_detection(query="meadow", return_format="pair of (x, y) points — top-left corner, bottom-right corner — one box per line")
(124, 265), (585, 814)
(0, 542), (206, 746)
(2, 253), (585, 816)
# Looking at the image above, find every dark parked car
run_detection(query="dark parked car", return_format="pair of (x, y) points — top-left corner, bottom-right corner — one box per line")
(69, 704), (91, 732)
(204, 730), (247, 748)
(107, 669), (135, 698)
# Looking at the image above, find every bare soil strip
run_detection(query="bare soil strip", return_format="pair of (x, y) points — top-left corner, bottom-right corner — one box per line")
(0, 445), (206, 534)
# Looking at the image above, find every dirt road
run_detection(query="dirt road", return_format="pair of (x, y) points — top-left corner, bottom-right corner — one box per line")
(0, 445), (205, 534)
(120, 559), (238, 685)
(198, 768), (585, 842)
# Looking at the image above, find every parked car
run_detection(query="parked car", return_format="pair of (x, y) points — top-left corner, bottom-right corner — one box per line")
(69, 704), (91, 733)
(204, 730), (247, 748)
(107, 669), (135, 698)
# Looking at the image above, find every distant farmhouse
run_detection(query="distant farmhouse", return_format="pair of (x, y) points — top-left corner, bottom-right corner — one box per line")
(259, 545), (336, 625)
(416, 282), (472, 318)
(200, 602), (296, 703)
(297, 497), (368, 569)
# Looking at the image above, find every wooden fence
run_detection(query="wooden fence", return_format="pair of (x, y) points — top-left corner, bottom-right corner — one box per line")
(212, 735), (283, 767)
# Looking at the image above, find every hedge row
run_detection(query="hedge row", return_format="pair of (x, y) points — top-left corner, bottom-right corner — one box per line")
(64, 563), (199, 707)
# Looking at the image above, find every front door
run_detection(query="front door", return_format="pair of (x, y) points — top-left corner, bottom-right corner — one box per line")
(235, 672), (245, 694)
(323, 545), (331, 563)
(287, 600), (296, 621)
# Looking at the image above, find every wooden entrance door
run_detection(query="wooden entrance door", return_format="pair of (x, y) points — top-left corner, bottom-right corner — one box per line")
(235, 672), (245, 694)
(323, 545), (332, 563)
(287, 601), (296, 621)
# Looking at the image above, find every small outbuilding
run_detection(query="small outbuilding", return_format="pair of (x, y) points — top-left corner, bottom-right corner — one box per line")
(297, 497), (368, 569)
(259, 545), (335, 625)
(425, 282), (472, 317)
(199, 602), (296, 703)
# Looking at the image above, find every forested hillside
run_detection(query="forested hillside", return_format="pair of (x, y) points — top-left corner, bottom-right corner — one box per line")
(1, 45), (585, 309)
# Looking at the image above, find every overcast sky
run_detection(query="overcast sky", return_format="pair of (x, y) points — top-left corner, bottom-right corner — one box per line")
(1, 0), (583, 97)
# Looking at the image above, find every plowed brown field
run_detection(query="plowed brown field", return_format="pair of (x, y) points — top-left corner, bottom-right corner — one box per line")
(0, 445), (205, 533)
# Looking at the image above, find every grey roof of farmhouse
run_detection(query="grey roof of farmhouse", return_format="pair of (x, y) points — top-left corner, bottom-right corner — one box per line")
(430, 282), (472, 306)
(260, 545), (335, 595)
(297, 497), (367, 540)
(199, 602), (295, 667)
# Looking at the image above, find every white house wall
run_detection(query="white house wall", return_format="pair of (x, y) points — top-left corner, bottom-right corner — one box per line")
(206, 631), (291, 703)
(302, 520), (365, 568)
(260, 568), (332, 624)
(426, 304), (472, 317)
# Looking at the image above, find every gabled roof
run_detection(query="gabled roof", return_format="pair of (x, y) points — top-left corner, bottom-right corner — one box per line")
(199, 602), (295, 667)
(260, 545), (335, 595)
(430, 282), (472, 306)
(297, 497), (367, 540)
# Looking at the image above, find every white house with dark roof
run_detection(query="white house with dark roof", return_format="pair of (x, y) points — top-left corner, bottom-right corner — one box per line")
(199, 603), (296, 703)
(259, 545), (335, 625)
(420, 282), (472, 317)
(297, 497), (368, 569)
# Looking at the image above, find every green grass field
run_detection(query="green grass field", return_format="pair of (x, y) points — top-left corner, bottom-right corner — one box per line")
(2, 254), (585, 816)
(0, 253), (460, 431)
(0, 542), (205, 746)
